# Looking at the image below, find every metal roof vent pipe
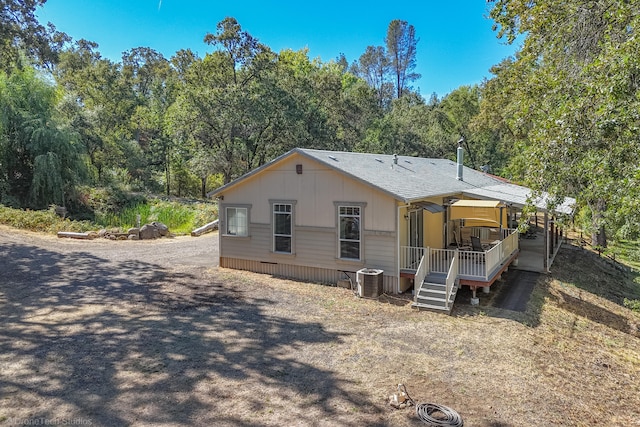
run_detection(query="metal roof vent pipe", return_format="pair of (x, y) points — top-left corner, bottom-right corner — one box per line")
(456, 137), (464, 181)
(392, 153), (398, 168)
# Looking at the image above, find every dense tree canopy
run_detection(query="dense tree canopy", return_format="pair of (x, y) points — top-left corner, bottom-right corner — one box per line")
(0, 66), (86, 207)
(484, 0), (640, 244)
(0, 10), (493, 210)
(13, 4), (636, 247)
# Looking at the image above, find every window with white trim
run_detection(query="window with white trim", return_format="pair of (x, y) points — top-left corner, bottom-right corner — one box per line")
(273, 203), (292, 253)
(339, 205), (361, 259)
(226, 207), (248, 236)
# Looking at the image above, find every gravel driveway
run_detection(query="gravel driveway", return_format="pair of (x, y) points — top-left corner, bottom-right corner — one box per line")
(2, 226), (639, 426)
(0, 226), (218, 269)
(0, 228), (388, 426)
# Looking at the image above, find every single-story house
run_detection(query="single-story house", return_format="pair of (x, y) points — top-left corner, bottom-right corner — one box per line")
(208, 147), (573, 313)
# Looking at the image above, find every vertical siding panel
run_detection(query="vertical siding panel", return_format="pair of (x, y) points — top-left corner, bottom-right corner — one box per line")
(220, 257), (397, 294)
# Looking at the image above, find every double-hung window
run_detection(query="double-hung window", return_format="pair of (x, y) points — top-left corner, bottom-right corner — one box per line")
(226, 207), (248, 236)
(339, 205), (361, 260)
(273, 203), (293, 253)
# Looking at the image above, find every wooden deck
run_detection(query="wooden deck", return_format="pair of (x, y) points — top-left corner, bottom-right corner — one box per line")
(400, 230), (520, 288)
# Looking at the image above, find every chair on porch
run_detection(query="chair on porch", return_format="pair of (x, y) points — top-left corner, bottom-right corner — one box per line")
(471, 236), (485, 252)
(454, 231), (472, 251)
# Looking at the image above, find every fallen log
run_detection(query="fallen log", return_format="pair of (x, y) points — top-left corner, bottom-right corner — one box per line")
(191, 219), (219, 237)
(57, 231), (93, 239)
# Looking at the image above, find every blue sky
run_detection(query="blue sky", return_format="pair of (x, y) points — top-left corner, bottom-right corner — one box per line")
(37, 1), (519, 98)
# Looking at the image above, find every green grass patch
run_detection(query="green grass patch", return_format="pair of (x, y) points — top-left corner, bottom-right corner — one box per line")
(604, 239), (640, 271)
(0, 198), (218, 236)
(0, 205), (95, 233)
(92, 199), (217, 235)
(623, 298), (640, 313)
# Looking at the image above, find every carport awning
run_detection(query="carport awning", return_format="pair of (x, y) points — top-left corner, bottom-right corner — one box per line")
(414, 201), (445, 213)
(449, 200), (507, 227)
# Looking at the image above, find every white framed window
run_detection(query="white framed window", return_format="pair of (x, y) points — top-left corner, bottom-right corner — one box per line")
(338, 205), (361, 260)
(225, 207), (248, 236)
(273, 203), (292, 253)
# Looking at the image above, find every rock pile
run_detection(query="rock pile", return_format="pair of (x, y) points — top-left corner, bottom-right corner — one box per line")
(96, 221), (171, 240)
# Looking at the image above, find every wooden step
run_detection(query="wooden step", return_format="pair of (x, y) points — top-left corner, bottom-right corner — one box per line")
(416, 295), (447, 307)
(412, 301), (453, 313)
(418, 287), (446, 300)
(414, 279), (459, 314)
(424, 273), (446, 285)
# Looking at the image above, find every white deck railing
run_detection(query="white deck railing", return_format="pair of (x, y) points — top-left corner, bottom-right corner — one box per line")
(429, 248), (456, 274)
(400, 246), (426, 271)
(413, 251), (429, 302)
(502, 228), (517, 239)
(445, 253), (458, 310)
(401, 229), (519, 282)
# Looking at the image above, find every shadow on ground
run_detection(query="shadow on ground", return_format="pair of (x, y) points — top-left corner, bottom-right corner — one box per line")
(452, 246), (639, 336)
(0, 242), (383, 426)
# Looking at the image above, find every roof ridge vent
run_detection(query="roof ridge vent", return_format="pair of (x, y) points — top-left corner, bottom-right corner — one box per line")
(328, 155), (338, 161)
(375, 158), (383, 163)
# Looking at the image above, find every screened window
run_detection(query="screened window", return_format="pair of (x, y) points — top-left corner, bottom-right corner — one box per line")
(226, 207), (248, 236)
(339, 206), (361, 259)
(273, 203), (292, 253)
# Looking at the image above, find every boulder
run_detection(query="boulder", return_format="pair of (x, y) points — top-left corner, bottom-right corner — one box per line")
(152, 221), (169, 236)
(139, 223), (159, 240)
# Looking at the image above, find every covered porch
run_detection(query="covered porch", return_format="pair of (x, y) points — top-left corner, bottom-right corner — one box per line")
(399, 229), (519, 312)
(400, 228), (519, 284)
(396, 193), (570, 312)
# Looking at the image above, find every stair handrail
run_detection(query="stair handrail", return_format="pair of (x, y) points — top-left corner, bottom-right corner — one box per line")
(413, 249), (429, 302)
(445, 252), (459, 310)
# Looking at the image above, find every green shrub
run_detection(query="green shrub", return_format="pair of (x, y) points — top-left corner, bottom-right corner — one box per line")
(0, 196), (219, 236)
(94, 202), (151, 230)
(92, 199), (218, 235)
(0, 205), (95, 233)
(623, 298), (640, 313)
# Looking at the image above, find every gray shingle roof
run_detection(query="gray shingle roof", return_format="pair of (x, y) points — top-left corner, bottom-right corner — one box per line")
(209, 148), (574, 214)
(297, 148), (506, 201)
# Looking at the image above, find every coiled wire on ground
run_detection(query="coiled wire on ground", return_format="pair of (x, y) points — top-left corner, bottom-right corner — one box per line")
(397, 384), (464, 427)
(415, 403), (464, 427)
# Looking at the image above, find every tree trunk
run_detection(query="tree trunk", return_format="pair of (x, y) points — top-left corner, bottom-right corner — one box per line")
(591, 198), (607, 248)
(201, 176), (207, 199)
(165, 150), (170, 196)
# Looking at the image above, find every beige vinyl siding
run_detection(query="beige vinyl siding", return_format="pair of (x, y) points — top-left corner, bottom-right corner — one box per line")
(294, 227), (337, 268)
(217, 152), (400, 293)
(220, 223), (270, 259)
(362, 231), (397, 274)
(220, 154), (396, 232)
(222, 224), (397, 276)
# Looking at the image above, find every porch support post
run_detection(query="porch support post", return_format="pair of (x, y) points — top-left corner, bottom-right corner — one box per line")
(543, 212), (549, 272)
(470, 286), (479, 305)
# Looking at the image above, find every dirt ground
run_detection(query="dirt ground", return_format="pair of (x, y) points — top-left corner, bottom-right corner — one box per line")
(1, 226), (639, 426)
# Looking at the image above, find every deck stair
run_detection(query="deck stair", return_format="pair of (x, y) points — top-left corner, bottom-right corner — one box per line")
(413, 273), (459, 314)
